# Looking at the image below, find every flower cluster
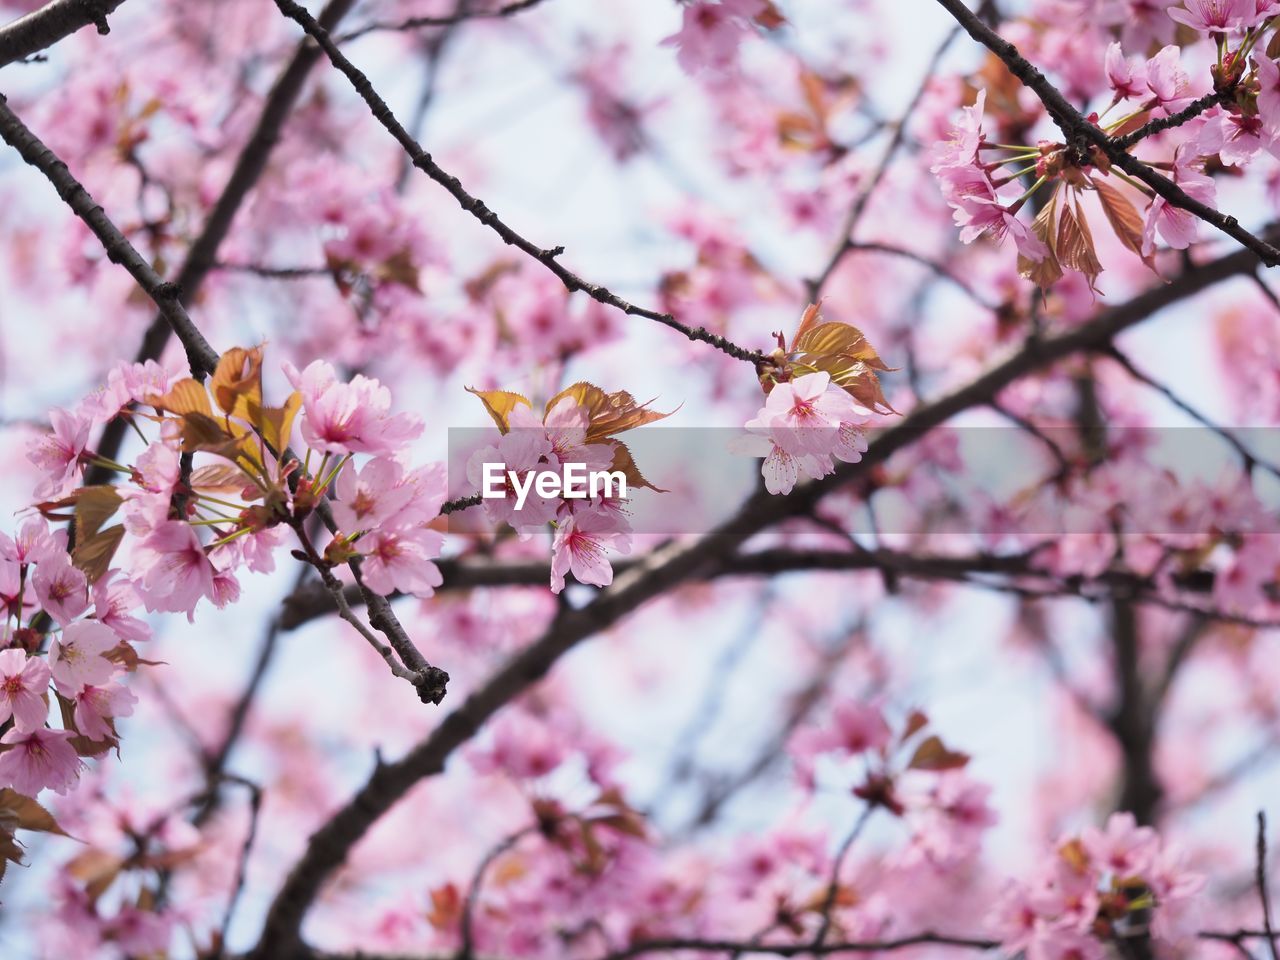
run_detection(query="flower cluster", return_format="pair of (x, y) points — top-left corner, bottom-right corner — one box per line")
(28, 349), (446, 627)
(465, 384), (671, 593)
(933, 6), (1280, 288)
(0, 517), (144, 816)
(736, 304), (892, 494)
(988, 813), (1205, 957)
(661, 0), (780, 75)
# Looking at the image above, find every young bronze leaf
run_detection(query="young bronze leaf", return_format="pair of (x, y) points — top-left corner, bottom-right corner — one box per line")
(792, 321), (891, 372)
(72, 523), (125, 584)
(211, 345), (264, 417)
(106, 642), (166, 672)
(1109, 109), (1152, 141)
(0, 789), (72, 838)
(190, 463), (252, 496)
(245, 390), (302, 456)
(545, 382), (673, 441)
(66, 847), (126, 903)
(792, 353), (899, 415)
(1018, 190), (1064, 288)
(74, 486), (123, 542)
(790, 301), (825, 347)
(608, 440), (667, 493)
(1093, 177), (1156, 270)
(466, 386), (532, 434)
(907, 734), (971, 771)
(146, 378), (212, 418)
(900, 709), (930, 743)
(178, 411), (233, 453)
(1056, 196), (1103, 293)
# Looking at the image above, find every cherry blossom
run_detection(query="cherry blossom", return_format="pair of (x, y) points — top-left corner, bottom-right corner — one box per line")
(0, 728), (81, 796)
(661, 0), (766, 74)
(550, 508), (631, 593)
(49, 620), (119, 693)
(0, 649), (51, 733)
(284, 359), (423, 455)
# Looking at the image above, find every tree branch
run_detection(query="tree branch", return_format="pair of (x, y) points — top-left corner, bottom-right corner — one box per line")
(88, 0), (357, 477)
(0, 96), (220, 375)
(247, 243), (1264, 957)
(932, 0), (1280, 266)
(0, 0), (125, 67)
(336, 0), (553, 43)
(272, 0), (768, 366)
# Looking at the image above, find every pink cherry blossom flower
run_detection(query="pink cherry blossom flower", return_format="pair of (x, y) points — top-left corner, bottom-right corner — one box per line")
(0, 558), (32, 623)
(91, 570), (150, 643)
(541, 399), (616, 472)
(73, 679), (137, 741)
(1146, 845), (1206, 943)
(1255, 56), (1280, 133)
(104, 906), (171, 956)
(27, 407), (91, 499)
(234, 525), (288, 575)
(333, 457), (415, 534)
(1105, 42), (1147, 102)
(788, 700), (892, 788)
(469, 712), (568, 780)
(49, 619), (118, 693)
(750, 372), (863, 456)
(954, 196), (1049, 261)
(932, 90), (988, 170)
(1166, 0), (1251, 31)
(359, 526), (444, 597)
(1081, 811), (1159, 878)
(32, 553), (90, 626)
(0, 517), (63, 566)
(131, 520), (217, 619)
(730, 429), (820, 494)
(904, 772), (997, 868)
(132, 437), (181, 496)
(936, 160), (998, 212)
(986, 882), (1042, 954)
(467, 426), (559, 533)
(0, 649), (51, 732)
(1141, 152), (1215, 255)
(210, 566), (241, 608)
(660, 0), (765, 75)
(1198, 108), (1272, 165)
(1254, 0), (1280, 23)
(284, 359), (423, 455)
(1145, 46), (1193, 114)
(550, 508), (630, 593)
(0, 727), (81, 796)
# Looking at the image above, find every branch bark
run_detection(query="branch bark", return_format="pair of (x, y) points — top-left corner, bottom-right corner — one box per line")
(0, 0), (125, 67)
(0, 96), (220, 375)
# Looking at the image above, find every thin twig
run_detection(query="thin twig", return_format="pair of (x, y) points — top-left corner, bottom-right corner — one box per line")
(808, 26), (960, 300)
(273, 0), (768, 366)
(336, 0), (553, 43)
(811, 806), (874, 947)
(458, 826), (538, 959)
